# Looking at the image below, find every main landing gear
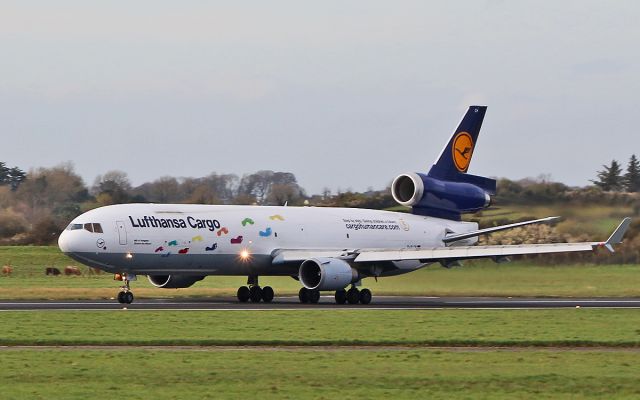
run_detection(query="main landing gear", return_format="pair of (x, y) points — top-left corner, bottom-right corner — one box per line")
(336, 286), (372, 305)
(115, 273), (135, 304)
(237, 276), (274, 303)
(298, 287), (321, 304)
(299, 285), (372, 305)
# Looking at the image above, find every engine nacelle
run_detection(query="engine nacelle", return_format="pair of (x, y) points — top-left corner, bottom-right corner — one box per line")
(299, 258), (359, 291)
(391, 172), (491, 219)
(147, 275), (205, 289)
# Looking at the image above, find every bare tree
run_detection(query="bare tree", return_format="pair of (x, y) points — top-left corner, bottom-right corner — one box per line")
(267, 183), (303, 205)
(92, 170), (132, 204)
(148, 176), (180, 203)
(238, 170), (304, 205)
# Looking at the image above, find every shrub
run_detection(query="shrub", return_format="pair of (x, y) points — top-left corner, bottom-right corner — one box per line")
(0, 210), (28, 238)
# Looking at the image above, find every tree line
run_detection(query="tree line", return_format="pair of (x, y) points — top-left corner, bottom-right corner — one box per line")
(0, 165), (317, 244)
(0, 162), (27, 191)
(591, 155), (640, 192)
(0, 158), (638, 245)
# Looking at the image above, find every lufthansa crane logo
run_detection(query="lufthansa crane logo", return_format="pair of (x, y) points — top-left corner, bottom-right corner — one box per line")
(452, 132), (473, 172)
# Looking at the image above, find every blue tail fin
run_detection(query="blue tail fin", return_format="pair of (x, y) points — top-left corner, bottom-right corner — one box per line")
(427, 105), (496, 194)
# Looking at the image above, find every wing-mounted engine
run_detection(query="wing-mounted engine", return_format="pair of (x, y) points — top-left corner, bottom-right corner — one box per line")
(391, 172), (492, 220)
(299, 258), (360, 291)
(147, 275), (205, 289)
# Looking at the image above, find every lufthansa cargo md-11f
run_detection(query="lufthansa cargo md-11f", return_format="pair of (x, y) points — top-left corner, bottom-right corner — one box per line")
(58, 106), (631, 304)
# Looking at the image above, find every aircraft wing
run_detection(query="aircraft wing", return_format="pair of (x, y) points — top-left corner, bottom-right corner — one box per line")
(357, 217), (630, 262)
(356, 242), (596, 263)
(272, 218), (631, 265)
(272, 249), (358, 264)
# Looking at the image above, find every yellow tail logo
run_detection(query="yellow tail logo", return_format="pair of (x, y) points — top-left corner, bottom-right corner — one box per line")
(452, 132), (474, 172)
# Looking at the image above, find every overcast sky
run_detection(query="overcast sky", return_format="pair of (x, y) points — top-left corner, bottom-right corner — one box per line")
(1, 1), (639, 194)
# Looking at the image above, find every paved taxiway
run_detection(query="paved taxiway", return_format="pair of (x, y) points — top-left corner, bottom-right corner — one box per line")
(2, 296), (640, 311)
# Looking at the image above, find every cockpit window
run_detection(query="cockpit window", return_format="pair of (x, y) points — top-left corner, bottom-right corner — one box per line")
(67, 222), (103, 233)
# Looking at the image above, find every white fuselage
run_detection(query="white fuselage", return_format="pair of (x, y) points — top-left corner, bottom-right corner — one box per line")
(58, 203), (478, 278)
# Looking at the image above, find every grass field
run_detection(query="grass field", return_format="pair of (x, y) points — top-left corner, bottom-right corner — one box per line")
(1, 209), (636, 398)
(1, 309), (640, 399)
(1, 309), (639, 347)
(1, 246), (640, 299)
(2, 348), (639, 399)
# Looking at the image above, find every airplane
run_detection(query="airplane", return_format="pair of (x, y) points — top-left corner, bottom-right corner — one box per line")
(58, 106), (631, 305)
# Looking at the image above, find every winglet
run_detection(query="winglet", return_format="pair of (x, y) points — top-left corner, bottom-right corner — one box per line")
(602, 217), (632, 252)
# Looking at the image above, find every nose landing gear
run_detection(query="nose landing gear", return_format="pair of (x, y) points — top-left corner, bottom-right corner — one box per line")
(117, 290), (134, 304)
(115, 273), (135, 304)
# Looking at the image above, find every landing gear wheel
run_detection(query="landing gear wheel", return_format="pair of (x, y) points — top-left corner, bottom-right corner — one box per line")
(124, 291), (134, 304)
(298, 287), (310, 304)
(346, 287), (360, 304)
(359, 288), (372, 305)
(249, 286), (263, 303)
(335, 289), (347, 305)
(115, 273), (135, 304)
(308, 289), (321, 304)
(262, 286), (274, 303)
(237, 286), (250, 302)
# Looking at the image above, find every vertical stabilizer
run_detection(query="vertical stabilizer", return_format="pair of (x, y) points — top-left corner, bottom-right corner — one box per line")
(428, 106), (487, 179)
(391, 105), (496, 221)
(427, 106), (495, 194)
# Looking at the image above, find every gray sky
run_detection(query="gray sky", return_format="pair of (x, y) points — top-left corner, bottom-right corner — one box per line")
(1, 1), (639, 194)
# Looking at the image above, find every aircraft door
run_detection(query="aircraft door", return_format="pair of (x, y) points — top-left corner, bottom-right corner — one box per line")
(116, 221), (127, 245)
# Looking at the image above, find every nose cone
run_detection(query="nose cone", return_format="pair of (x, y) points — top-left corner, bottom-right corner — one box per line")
(58, 230), (72, 253)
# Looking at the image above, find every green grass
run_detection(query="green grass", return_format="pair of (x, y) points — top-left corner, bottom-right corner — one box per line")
(1, 246), (640, 299)
(3, 307), (640, 399)
(0, 245), (74, 268)
(2, 309), (640, 399)
(2, 309), (640, 347)
(1, 348), (639, 399)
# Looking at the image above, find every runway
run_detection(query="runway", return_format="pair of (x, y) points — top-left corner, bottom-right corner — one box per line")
(2, 296), (640, 311)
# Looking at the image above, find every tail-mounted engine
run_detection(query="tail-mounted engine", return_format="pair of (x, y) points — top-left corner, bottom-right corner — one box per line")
(391, 105), (496, 220)
(391, 172), (492, 220)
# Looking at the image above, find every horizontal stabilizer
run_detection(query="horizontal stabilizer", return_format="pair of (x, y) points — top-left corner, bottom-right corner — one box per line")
(443, 216), (560, 244)
(448, 173), (497, 195)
